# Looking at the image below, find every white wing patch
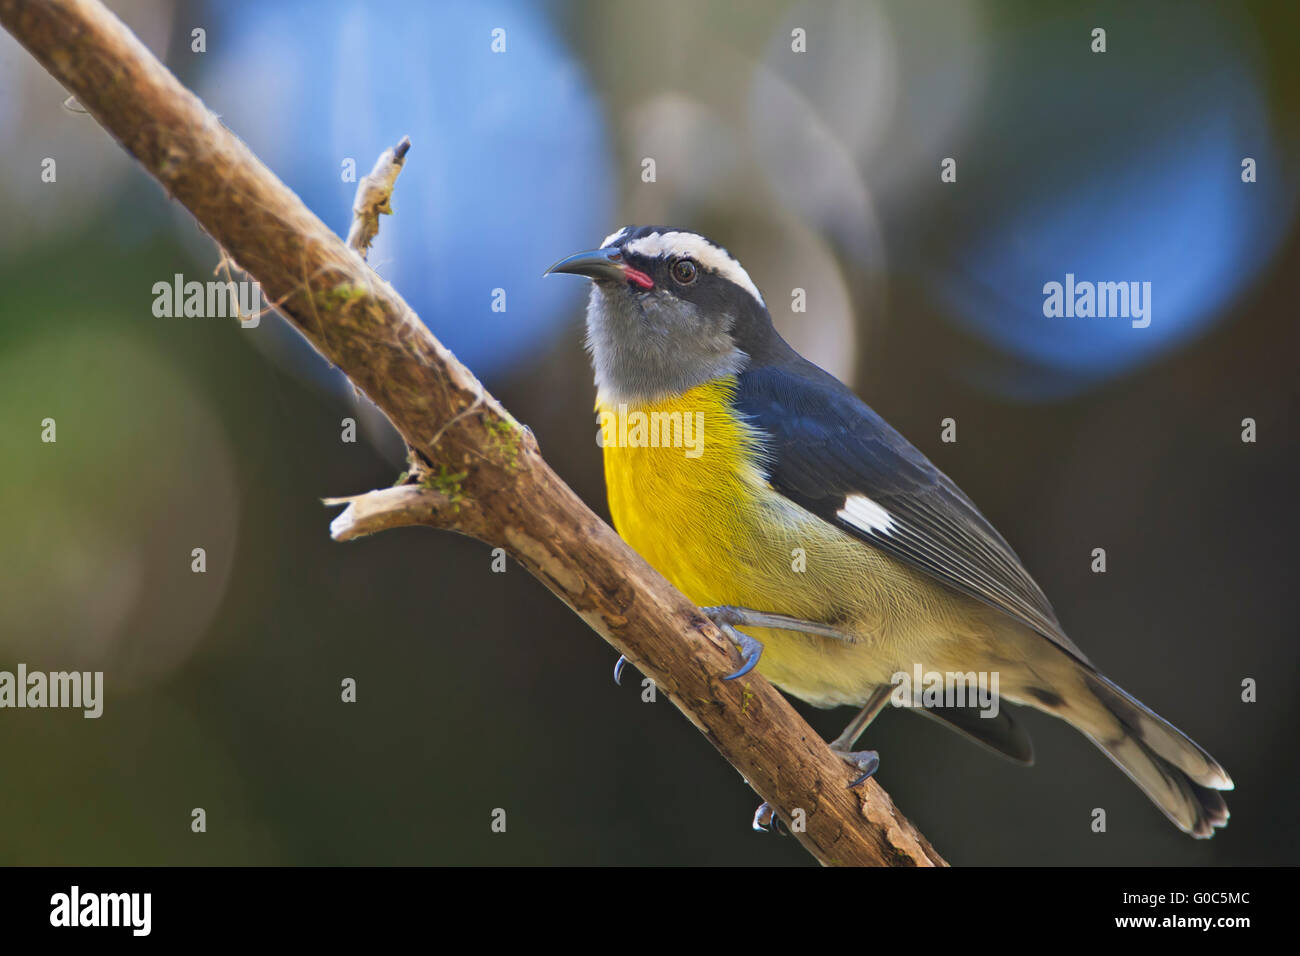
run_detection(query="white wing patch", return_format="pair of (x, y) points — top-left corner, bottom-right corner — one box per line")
(622, 231), (765, 306)
(837, 494), (895, 535)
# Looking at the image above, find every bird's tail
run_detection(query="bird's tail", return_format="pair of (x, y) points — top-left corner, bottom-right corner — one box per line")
(1049, 668), (1233, 838)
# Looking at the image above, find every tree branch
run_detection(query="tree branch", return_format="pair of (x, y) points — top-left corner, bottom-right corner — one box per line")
(0, 0), (946, 866)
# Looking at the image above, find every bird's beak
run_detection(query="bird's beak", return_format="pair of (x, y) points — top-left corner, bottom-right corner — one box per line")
(544, 247), (629, 282)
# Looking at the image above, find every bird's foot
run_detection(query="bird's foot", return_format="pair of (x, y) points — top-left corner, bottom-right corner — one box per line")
(831, 748), (881, 788)
(721, 627), (764, 680)
(617, 607), (773, 684)
(700, 604), (859, 681)
(752, 801), (789, 835)
(699, 607), (766, 679)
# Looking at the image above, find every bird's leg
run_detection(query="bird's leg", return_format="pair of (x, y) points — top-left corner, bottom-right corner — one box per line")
(702, 605), (858, 644)
(703, 607), (884, 825)
(753, 690), (891, 832)
(614, 604), (852, 685)
(701, 604), (860, 681)
(829, 685), (892, 787)
(702, 605), (883, 786)
(751, 687), (892, 833)
(702, 605), (847, 681)
(829, 686), (892, 750)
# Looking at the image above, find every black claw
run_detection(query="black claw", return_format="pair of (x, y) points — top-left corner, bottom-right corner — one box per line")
(613, 655), (627, 685)
(722, 628), (763, 680)
(705, 612), (765, 681)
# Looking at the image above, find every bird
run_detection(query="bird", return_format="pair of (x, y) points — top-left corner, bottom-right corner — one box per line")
(545, 225), (1232, 839)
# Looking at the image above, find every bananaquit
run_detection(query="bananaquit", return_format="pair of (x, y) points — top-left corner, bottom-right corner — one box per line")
(546, 225), (1231, 838)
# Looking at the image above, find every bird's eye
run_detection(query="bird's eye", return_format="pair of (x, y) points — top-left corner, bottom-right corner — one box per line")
(670, 257), (698, 285)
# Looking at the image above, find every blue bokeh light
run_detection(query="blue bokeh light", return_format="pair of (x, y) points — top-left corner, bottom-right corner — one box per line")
(198, 0), (613, 383)
(919, 10), (1294, 399)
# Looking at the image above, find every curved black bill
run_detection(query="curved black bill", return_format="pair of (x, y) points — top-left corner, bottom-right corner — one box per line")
(544, 247), (626, 282)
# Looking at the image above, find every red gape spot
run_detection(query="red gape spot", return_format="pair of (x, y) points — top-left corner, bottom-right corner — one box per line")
(624, 266), (654, 289)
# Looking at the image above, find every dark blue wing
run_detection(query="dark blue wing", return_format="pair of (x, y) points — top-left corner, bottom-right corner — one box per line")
(733, 359), (1087, 663)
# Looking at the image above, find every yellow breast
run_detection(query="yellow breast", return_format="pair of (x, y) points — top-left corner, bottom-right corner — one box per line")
(597, 378), (1001, 707)
(599, 378), (782, 605)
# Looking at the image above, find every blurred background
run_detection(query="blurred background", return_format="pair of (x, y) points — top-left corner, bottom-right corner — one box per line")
(0, 0), (1296, 865)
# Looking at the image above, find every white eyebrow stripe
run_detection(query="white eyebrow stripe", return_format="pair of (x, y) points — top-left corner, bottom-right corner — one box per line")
(622, 231), (765, 306)
(600, 226), (630, 248)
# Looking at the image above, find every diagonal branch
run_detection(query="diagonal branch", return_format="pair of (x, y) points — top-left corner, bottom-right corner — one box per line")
(0, 0), (945, 866)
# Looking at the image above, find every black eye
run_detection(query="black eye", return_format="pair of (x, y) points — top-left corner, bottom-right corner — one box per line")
(670, 257), (698, 285)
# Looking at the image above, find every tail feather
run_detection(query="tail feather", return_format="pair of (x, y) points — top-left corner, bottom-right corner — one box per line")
(1084, 672), (1234, 790)
(1066, 671), (1232, 838)
(1084, 721), (1231, 838)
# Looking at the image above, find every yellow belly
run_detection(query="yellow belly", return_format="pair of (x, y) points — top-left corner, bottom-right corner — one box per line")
(599, 379), (1009, 707)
